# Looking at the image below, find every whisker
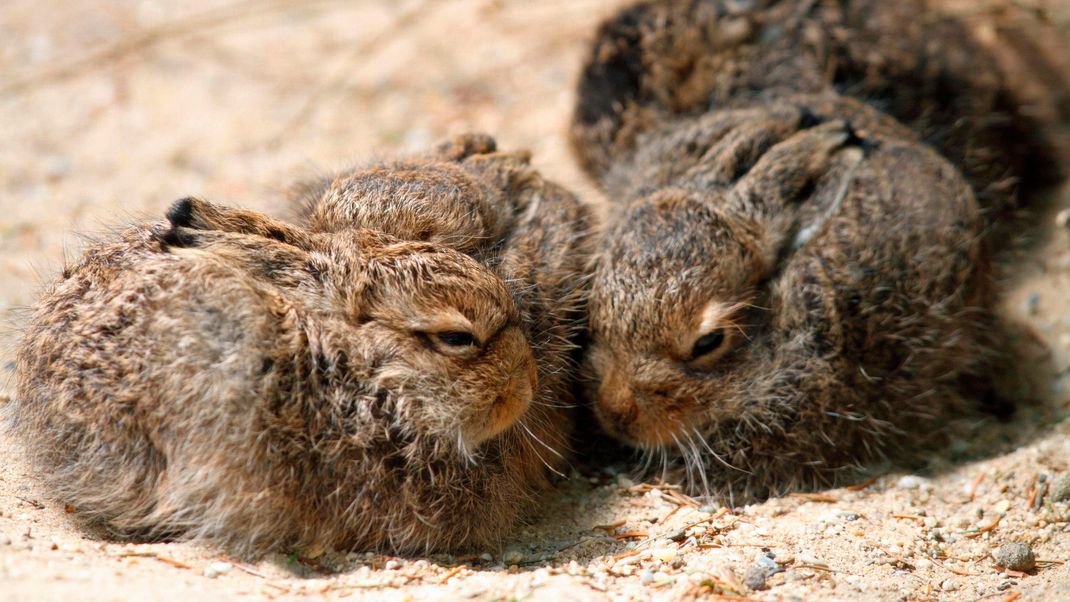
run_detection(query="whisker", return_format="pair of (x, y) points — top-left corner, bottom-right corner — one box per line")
(517, 418), (566, 478)
(682, 428), (711, 497)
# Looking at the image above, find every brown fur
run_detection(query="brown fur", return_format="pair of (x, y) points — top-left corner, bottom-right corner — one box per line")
(573, 0), (1070, 215)
(570, 0), (1069, 501)
(8, 135), (593, 556)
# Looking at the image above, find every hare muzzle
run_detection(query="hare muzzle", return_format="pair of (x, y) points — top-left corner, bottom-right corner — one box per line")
(492, 358), (536, 431)
(463, 343), (537, 448)
(594, 361), (687, 448)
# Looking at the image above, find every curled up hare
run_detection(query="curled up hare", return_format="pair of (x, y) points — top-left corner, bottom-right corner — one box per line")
(571, 0), (1070, 501)
(9, 135), (593, 555)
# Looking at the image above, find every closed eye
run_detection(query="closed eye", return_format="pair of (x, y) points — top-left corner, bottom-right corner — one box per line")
(691, 330), (725, 359)
(433, 331), (479, 348)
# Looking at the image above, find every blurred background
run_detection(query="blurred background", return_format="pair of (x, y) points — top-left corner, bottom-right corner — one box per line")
(0, 0), (632, 374)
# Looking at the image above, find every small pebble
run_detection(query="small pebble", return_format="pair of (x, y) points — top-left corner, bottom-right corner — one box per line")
(1049, 474), (1070, 502)
(639, 569), (654, 585)
(994, 499), (1011, 513)
(651, 547), (677, 563)
(384, 560), (400, 570)
(743, 565), (769, 591)
(941, 578), (957, 592)
(502, 549), (524, 565)
(203, 561), (232, 579)
(992, 542), (1035, 572)
(895, 475), (929, 490)
(757, 556), (780, 572)
(480, 552), (493, 562)
(653, 571), (675, 585)
(615, 554), (641, 567)
(743, 554), (781, 591)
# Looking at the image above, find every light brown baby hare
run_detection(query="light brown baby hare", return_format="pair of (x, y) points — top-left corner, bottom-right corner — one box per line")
(571, 0), (1070, 501)
(9, 135), (593, 555)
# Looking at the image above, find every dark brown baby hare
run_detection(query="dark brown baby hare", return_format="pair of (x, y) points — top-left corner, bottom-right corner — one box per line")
(9, 135), (593, 555)
(571, 0), (1070, 501)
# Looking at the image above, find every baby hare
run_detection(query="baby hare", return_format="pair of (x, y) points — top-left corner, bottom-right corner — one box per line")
(571, 0), (1069, 500)
(9, 135), (593, 555)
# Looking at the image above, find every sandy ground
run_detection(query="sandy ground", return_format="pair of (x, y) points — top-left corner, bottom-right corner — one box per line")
(2, 1), (1070, 600)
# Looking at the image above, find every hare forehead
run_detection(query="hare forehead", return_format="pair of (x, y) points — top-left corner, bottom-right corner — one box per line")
(406, 282), (515, 327)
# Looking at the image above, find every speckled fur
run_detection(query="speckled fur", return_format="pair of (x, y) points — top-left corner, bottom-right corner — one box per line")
(570, 0), (1069, 500)
(9, 135), (594, 556)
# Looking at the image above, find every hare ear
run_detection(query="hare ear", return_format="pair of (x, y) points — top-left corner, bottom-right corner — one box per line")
(164, 197), (310, 246)
(436, 133), (498, 161)
(727, 121), (855, 267)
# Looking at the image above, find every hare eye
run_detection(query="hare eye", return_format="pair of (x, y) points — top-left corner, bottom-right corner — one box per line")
(434, 331), (478, 348)
(691, 330), (725, 359)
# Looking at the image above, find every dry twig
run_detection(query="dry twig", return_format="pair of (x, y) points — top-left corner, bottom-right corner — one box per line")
(790, 492), (839, 503)
(439, 564), (466, 584)
(846, 476), (880, 491)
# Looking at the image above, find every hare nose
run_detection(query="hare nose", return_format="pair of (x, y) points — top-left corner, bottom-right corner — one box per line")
(596, 364), (640, 434)
(508, 354), (537, 411)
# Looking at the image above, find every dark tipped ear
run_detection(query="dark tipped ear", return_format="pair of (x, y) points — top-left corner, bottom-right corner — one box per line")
(163, 196), (310, 247)
(159, 225), (199, 249)
(166, 197), (196, 229)
(162, 197), (200, 248)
